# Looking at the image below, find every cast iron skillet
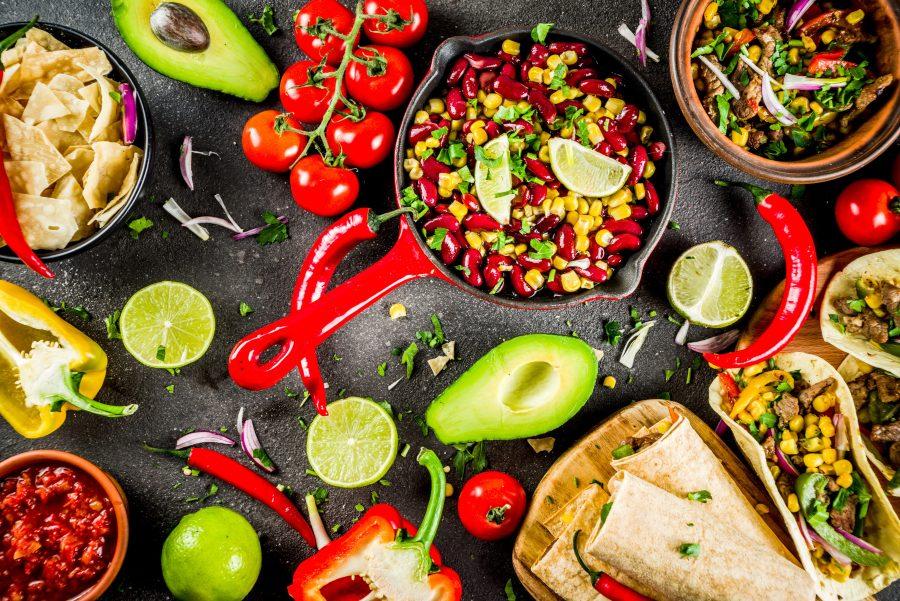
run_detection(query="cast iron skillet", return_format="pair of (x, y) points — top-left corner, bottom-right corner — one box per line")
(0, 21), (154, 266)
(228, 28), (678, 402)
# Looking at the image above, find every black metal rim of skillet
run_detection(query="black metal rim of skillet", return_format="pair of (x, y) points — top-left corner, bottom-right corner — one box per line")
(0, 20), (155, 265)
(393, 27), (678, 310)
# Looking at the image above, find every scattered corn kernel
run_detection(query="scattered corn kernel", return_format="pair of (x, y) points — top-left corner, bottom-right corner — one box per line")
(560, 270), (582, 292)
(747, 44), (762, 63)
(788, 415), (804, 432)
(608, 204), (632, 220)
(820, 28), (836, 45)
(704, 2), (719, 21)
(427, 98), (445, 113)
(833, 459), (853, 476)
(448, 200), (468, 221)
(552, 255), (568, 270)
(804, 453), (823, 469)
(574, 234), (590, 253)
(812, 393), (834, 413)
(603, 375), (617, 389)
(787, 493), (800, 513)
(595, 229), (613, 246)
(389, 303), (407, 319)
(779, 438), (798, 455)
(464, 231), (483, 249)
(469, 128), (488, 145)
(644, 160), (656, 179)
(560, 50), (578, 65)
(731, 127), (749, 147)
(583, 95), (603, 113)
(414, 110), (430, 124)
(821, 448), (837, 465)
(801, 35), (816, 52)
(836, 473), (853, 488)
(846, 9), (864, 25)
(605, 98), (625, 115)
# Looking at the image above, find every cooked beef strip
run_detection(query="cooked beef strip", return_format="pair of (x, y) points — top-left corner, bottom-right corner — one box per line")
(826, 476), (841, 493)
(890, 441), (900, 468)
(836, 297), (859, 315)
(774, 393), (800, 426)
(883, 283), (900, 314)
(625, 429), (663, 451)
(871, 421), (900, 443)
(844, 309), (889, 343)
(733, 61), (761, 121)
(798, 377), (835, 411)
(700, 55), (726, 121)
(873, 372), (899, 404)
(848, 376), (871, 409)
(747, 127), (767, 149)
(762, 434), (776, 462)
(829, 495), (857, 532)
(840, 75), (894, 129)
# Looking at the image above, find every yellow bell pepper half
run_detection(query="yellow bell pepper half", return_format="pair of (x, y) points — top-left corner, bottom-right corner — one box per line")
(0, 280), (113, 438)
(729, 369), (794, 419)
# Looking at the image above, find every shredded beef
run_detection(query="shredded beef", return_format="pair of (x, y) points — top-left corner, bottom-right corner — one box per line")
(774, 393), (800, 426)
(883, 283), (900, 315)
(839, 75), (894, 129)
(873, 372), (899, 404)
(762, 435), (776, 462)
(829, 495), (857, 533)
(798, 377), (835, 411)
(871, 421), (900, 443)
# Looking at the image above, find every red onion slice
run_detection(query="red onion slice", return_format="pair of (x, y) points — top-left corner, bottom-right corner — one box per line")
(617, 24), (660, 63)
(181, 216), (243, 233)
(238, 407), (277, 474)
(835, 527), (883, 554)
(232, 215), (289, 240)
(675, 318), (690, 345)
(634, 0), (652, 67)
(761, 72), (797, 126)
(175, 430), (235, 449)
(797, 514), (815, 551)
(783, 73), (847, 91)
(118, 83), (137, 145)
(809, 529), (852, 565)
(697, 54), (740, 99)
(687, 329), (740, 353)
(834, 413), (848, 453)
(774, 440), (800, 477)
(715, 419), (728, 437)
(180, 135), (195, 191)
(786, 0), (817, 32)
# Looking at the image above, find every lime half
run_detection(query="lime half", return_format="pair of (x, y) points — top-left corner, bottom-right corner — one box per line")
(475, 134), (513, 225)
(548, 137), (631, 197)
(667, 241), (753, 328)
(119, 281), (216, 368)
(306, 397), (398, 488)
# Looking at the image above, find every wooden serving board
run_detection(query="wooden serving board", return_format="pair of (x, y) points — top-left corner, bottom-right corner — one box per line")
(511, 399), (797, 601)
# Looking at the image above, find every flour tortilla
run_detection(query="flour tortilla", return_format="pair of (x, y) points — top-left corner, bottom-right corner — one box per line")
(585, 472), (816, 601)
(820, 250), (900, 378)
(709, 352), (900, 600)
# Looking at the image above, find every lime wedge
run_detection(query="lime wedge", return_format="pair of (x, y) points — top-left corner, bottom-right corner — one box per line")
(475, 134), (513, 224)
(667, 241), (753, 328)
(548, 137), (632, 197)
(119, 281), (216, 368)
(306, 397), (398, 488)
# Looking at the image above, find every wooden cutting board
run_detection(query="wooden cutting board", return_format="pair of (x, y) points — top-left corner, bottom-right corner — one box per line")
(511, 399), (797, 601)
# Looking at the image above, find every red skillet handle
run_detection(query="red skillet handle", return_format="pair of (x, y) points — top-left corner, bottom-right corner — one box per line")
(228, 220), (447, 397)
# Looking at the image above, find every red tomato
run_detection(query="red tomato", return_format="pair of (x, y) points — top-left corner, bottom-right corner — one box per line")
(457, 471), (527, 541)
(363, 0), (429, 48)
(325, 111), (395, 169)
(834, 179), (900, 246)
(280, 61), (345, 124)
(241, 110), (306, 172)
(294, 0), (355, 65)
(290, 155), (359, 216)
(346, 45), (414, 111)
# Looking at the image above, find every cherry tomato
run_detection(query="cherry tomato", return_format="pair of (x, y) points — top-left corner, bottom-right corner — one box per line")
(834, 179), (900, 246)
(346, 45), (414, 111)
(290, 155), (359, 217)
(325, 112), (395, 169)
(241, 110), (306, 173)
(362, 0), (429, 48)
(294, 0), (355, 65)
(280, 60), (345, 124)
(457, 471), (527, 541)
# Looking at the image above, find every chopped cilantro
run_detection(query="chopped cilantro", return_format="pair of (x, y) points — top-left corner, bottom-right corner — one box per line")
(239, 301), (254, 317)
(248, 4), (279, 35)
(127, 216), (153, 239)
(531, 23), (554, 45)
(256, 212), (289, 245)
(679, 542), (701, 558)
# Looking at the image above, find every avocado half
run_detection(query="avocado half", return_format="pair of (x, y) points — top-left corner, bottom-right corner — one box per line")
(111, 0), (279, 101)
(425, 334), (598, 443)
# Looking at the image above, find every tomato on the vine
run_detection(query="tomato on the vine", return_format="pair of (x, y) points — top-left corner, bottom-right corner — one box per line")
(290, 155), (359, 217)
(346, 45), (414, 111)
(362, 0), (429, 48)
(834, 179), (900, 246)
(294, 0), (355, 65)
(457, 471), (526, 541)
(241, 110), (306, 173)
(325, 111), (395, 169)
(280, 60), (345, 124)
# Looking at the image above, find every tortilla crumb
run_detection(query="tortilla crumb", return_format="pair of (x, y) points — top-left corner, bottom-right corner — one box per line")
(527, 437), (555, 453)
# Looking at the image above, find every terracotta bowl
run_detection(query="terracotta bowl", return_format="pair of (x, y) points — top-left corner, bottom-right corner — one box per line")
(0, 450), (129, 601)
(669, 0), (900, 184)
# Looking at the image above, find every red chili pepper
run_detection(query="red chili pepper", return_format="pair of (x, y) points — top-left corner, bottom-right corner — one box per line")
(572, 530), (652, 601)
(717, 371), (741, 401)
(798, 9), (846, 36)
(0, 160), (53, 278)
(703, 181), (816, 369)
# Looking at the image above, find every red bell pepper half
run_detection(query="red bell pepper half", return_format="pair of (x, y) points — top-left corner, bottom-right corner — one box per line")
(289, 448), (462, 601)
(807, 50), (856, 75)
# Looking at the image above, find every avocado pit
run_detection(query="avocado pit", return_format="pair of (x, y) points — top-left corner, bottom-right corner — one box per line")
(150, 2), (210, 52)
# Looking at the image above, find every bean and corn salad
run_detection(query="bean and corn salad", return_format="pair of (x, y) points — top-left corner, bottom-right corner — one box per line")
(400, 27), (667, 299)
(692, 0), (893, 159)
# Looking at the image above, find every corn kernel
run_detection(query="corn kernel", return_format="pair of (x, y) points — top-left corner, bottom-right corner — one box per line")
(447, 200), (468, 221)
(605, 98), (625, 115)
(608, 204), (632, 220)
(731, 127), (749, 147)
(587, 122), (603, 145)
(469, 128), (488, 145)
(572, 216), (591, 237)
(743, 362), (765, 378)
(574, 234), (590, 253)
(644, 161), (656, 179)
(805, 424), (820, 439)
(438, 186), (452, 198)
(560, 270), (582, 292)
(820, 28), (836, 45)
(705, 14), (721, 29)
(560, 126), (574, 139)
(606, 188), (632, 207)
(549, 197), (565, 217)
(427, 98), (445, 114)
(804, 414), (818, 426)
(565, 86), (581, 100)
(833, 460), (853, 476)
(759, 423), (768, 436)
(514, 243), (528, 255)
(785, 415), (802, 433)
(748, 400), (766, 420)
(565, 210), (579, 225)
(812, 394), (833, 413)
(546, 54), (562, 69)
(512, 208), (525, 220)
(789, 97), (810, 113)
(552, 255), (568, 270)
(525, 269), (545, 289)
(424, 136), (441, 149)
(560, 50), (578, 65)
(820, 464), (835, 475)
(577, 198), (590, 214)
(464, 231), (483, 249)
(499, 243), (515, 256)
(818, 417), (835, 438)
(477, 90), (488, 103)
(836, 473), (853, 488)
(549, 90), (566, 104)
(821, 436), (832, 449)
(804, 437), (824, 453)
(779, 438), (798, 455)
(414, 110), (430, 124)
(787, 493), (800, 513)
(747, 45), (762, 63)
(703, 1), (719, 21)
(466, 106), (478, 120)
(801, 34), (816, 52)
(583, 94), (603, 113)
(846, 9), (864, 25)
(408, 166), (423, 180)
(588, 200), (603, 216)
(803, 453), (823, 469)
(414, 141), (428, 156)
(389, 303), (407, 319)
(502, 39), (521, 56)
(603, 375), (617, 389)
(821, 448), (837, 465)
(788, 47), (800, 65)
(782, 430), (796, 441)
(595, 229), (613, 246)
(561, 195), (577, 212)
(769, 464), (781, 479)
(737, 411), (754, 425)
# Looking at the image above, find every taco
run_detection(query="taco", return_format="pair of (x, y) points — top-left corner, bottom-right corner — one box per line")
(838, 355), (900, 497)
(820, 249), (900, 378)
(709, 352), (900, 600)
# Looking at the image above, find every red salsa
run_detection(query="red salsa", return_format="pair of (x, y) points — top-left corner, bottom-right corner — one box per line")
(0, 464), (115, 601)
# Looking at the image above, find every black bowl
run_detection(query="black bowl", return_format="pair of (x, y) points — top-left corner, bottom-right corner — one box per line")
(0, 21), (153, 266)
(393, 28), (678, 308)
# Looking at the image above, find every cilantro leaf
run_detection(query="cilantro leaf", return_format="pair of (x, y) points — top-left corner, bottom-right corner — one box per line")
(531, 23), (554, 44)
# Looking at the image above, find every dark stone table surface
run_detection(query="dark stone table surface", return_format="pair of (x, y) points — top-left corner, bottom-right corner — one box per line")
(0, 0), (896, 598)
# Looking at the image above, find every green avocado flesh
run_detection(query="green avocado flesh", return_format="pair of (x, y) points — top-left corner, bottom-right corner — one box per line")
(111, 0), (279, 101)
(425, 334), (598, 443)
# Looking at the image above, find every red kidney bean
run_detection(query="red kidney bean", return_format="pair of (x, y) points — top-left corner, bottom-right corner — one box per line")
(519, 60), (532, 83)
(408, 121), (439, 144)
(606, 253), (623, 267)
(436, 118), (451, 145)
(616, 104), (639, 132)
(555, 99), (582, 113)
(602, 128), (627, 152)
(626, 145), (648, 186)
(565, 68), (599, 86)
(446, 88), (466, 119)
(528, 43), (550, 66)
(460, 248), (484, 287)
(486, 253), (513, 269)
(607, 233), (641, 254)
(463, 213), (501, 231)
(484, 253), (513, 293)
(594, 140), (613, 156)
(648, 140), (666, 161)
(630, 205), (649, 220)
(574, 264), (609, 283)
(424, 213), (461, 235)
(447, 57), (469, 86)
(607, 74), (624, 87)
(622, 128), (640, 145)
(502, 119), (534, 135)
(528, 89), (557, 123)
(462, 67), (478, 99)
(512, 188), (529, 209)
(513, 229), (542, 246)
(500, 62), (517, 79)
(441, 231), (464, 264)
(574, 55), (597, 69)
(493, 74), (529, 101)
(414, 178), (438, 207)
(554, 223), (576, 260)
(478, 70), (497, 91)
(578, 79), (615, 98)
(517, 253), (551, 272)
(497, 50), (521, 65)
(615, 155), (629, 166)
(421, 156), (451, 181)
(484, 121), (502, 139)
(644, 181), (660, 215)
(548, 41), (587, 56)
(524, 157), (554, 182)
(546, 271), (565, 294)
(529, 183), (548, 207)
(546, 179), (562, 190)
(588, 239), (605, 261)
(510, 265), (537, 297)
(595, 116), (613, 130)
(534, 214), (560, 233)
(460, 193), (481, 212)
(464, 53), (503, 71)
(434, 203), (449, 213)
(524, 80), (548, 92)
(604, 219), (643, 236)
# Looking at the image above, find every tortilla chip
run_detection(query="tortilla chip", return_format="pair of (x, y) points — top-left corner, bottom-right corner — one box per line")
(63, 146), (93, 181)
(25, 28), (69, 52)
(21, 82), (70, 124)
(1, 38), (28, 69)
(81, 141), (136, 209)
(51, 174), (93, 241)
(0, 97), (24, 120)
(90, 149), (142, 226)
(51, 89), (89, 132)
(5, 161), (49, 195)
(47, 73), (82, 94)
(82, 68), (119, 142)
(77, 82), (100, 113)
(36, 120), (84, 154)
(12, 193), (78, 250)
(0, 63), (22, 98)
(3, 114), (70, 184)
(20, 47), (111, 85)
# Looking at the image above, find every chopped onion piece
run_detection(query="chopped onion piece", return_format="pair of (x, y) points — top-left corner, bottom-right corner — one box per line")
(619, 320), (656, 369)
(215, 193), (243, 232)
(697, 54), (740, 99)
(782, 73), (847, 91)
(236, 406), (245, 435)
(836, 527), (883, 554)
(181, 216), (242, 233)
(774, 439), (800, 477)
(715, 419), (728, 437)
(738, 53), (771, 82)
(240, 414), (277, 474)
(797, 515), (815, 551)
(305, 494), (331, 549)
(786, 0), (817, 32)
(180, 135), (195, 191)
(761, 72), (797, 126)
(163, 198), (209, 241)
(687, 329), (741, 353)
(634, 0), (652, 67)
(232, 215), (288, 240)
(834, 412), (848, 453)
(387, 376), (403, 391)
(675, 319), (690, 345)
(175, 429), (235, 449)
(809, 529), (852, 565)
(566, 258), (591, 270)
(617, 23), (660, 63)
(118, 83), (137, 145)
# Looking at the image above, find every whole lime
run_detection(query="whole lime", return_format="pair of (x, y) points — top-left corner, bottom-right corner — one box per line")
(161, 506), (262, 601)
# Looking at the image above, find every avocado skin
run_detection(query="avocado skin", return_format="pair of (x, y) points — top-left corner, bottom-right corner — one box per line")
(425, 334), (598, 444)
(111, 0), (279, 102)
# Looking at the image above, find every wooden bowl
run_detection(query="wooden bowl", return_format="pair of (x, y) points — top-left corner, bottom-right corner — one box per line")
(669, 0), (900, 184)
(0, 450), (129, 601)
